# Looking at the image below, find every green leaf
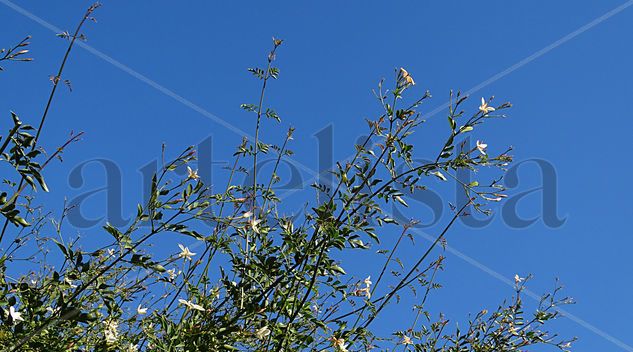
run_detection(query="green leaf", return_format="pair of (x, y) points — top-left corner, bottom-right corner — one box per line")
(431, 171), (447, 181)
(394, 195), (408, 207)
(459, 125), (473, 133)
(103, 222), (123, 241)
(331, 265), (346, 275)
(52, 239), (69, 257)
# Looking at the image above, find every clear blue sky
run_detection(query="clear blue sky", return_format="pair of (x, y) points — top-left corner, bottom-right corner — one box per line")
(2, 1), (633, 350)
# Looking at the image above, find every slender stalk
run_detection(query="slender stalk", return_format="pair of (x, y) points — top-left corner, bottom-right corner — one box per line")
(261, 127), (292, 212)
(275, 87), (428, 350)
(259, 89), (431, 337)
(325, 262), (436, 325)
(395, 257), (443, 351)
(277, 90), (400, 342)
(350, 225), (410, 330)
(198, 152), (243, 288)
(162, 152), (244, 323)
(0, 3), (100, 246)
(0, 36), (32, 67)
(0, 120), (21, 156)
(353, 199), (472, 338)
(242, 42), (281, 311)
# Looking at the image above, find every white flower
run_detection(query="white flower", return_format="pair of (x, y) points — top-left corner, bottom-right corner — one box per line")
(514, 274), (524, 284)
(127, 343), (139, 352)
(352, 276), (373, 299)
(561, 342), (572, 349)
(255, 326), (271, 340)
(46, 306), (60, 315)
(8, 306), (24, 323)
(104, 320), (119, 344)
(191, 302), (205, 311)
(479, 97), (495, 115)
(402, 335), (413, 345)
(210, 287), (221, 300)
(64, 277), (78, 289)
(241, 211), (253, 218)
(364, 276), (372, 287)
(330, 337), (349, 352)
(136, 305), (148, 315)
(186, 166), (199, 180)
(167, 268), (179, 281)
(178, 299), (205, 312)
(250, 218), (263, 234)
(399, 67), (415, 86)
(178, 244), (196, 260)
(104, 330), (117, 344)
(476, 140), (488, 155)
(281, 220), (294, 233)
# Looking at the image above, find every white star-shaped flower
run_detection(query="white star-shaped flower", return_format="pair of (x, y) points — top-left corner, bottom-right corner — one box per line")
(514, 274), (524, 284)
(64, 277), (78, 289)
(178, 299), (205, 312)
(250, 218), (263, 234)
(167, 268), (179, 280)
(476, 140), (488, 155)
(186, 166), (199, 180)
(479, 97), (495, 115)
(104, 320), (119, 344)
(402, 335), (413, 345)
(364, 276), (372, 287)
(178, 244), (196, 260)
(8, 306), (24, 323)
(255, 326), (271, 340)
(399, 67), (415, 86)
(332, 338), (348, 352)
(137, 305), (148, 315)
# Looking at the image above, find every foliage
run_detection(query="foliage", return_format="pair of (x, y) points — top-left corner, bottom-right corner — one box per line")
(0, 4), (575, 352)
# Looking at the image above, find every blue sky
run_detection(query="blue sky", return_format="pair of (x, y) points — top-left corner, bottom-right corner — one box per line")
(2, 1), (633, 350)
